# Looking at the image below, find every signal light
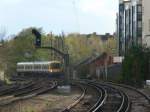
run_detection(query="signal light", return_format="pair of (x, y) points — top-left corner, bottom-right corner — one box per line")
(32, 29), (41, 47)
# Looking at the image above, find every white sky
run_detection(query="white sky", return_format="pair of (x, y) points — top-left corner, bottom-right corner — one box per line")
(0, 0), (118, 37)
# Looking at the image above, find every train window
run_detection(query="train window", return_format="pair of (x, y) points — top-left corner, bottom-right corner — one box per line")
(45, 65), (49, 69)
(17, 65), (24, 70)
(28, 65), (32, 69)
(42, 65), (44, 69)
(39, 65), (42, 69)
(42, 65), (48, 69)
(39, 65), (41, 69)
(17, 66), (20, 69)
(50, 63), (61, 69)
(20, 66), (24, 69)
(19, 65), (22, 69)
(25, 65), (31, 69)
(34, 65), (41, 69)
(34, 65), (38, 69)
(30, 65), (33, 69)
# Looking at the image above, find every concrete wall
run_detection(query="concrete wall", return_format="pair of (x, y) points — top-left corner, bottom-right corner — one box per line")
(92, 64), (122, 80)
(107, 64), (122, 80)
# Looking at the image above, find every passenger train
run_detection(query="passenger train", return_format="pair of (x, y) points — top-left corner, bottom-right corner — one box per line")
(17, 61), (64, 78)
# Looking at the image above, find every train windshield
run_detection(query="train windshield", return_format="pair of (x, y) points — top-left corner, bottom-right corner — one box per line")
(50, 63), (61, 69)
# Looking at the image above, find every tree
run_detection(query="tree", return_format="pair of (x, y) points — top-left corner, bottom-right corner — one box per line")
(0, 26), (6, 46)
(103, 37), (117, 55)
(0, 27), (44, 77)
(122, 45), (150, 86)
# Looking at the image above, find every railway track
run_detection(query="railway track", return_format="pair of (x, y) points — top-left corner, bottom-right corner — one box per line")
(105, 82), (150, 112)
(87, 81), (130, 112)
(0, 79), (57, 106)
(65, 80), (150, 112)
(0, 78), (149, 112)
(62, 84), (86, 112)
(63, 80), (132, 112)
(87, 82), (107, 112)
(62, 81), (107, 112)
(82, 80), (149, 112)
(99, 83), (130, 112)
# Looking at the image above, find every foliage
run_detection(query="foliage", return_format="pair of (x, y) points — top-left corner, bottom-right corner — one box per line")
(65, 33), (117, 64)
(122, 45), (150, 86)
(104, 37), (117, 55)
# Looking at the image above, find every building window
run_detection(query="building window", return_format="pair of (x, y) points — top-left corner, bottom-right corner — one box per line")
(137, 5), (142, 13)
(133, 6), (136, 21)
(137, 13), (142, 20)
(137, 28), (142, 37)
(138, 21), (142, 28)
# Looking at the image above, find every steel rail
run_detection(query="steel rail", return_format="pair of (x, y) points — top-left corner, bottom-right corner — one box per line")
(74, 79), (108, 112)
(94, 82), (131, 112)
(106, 82), (150, 103)
(80, 80), (131, 112)
(62, 84), (86, 112)
(117, 90), (130, 112)
(0, 80), (57, 106)
(87, 84), (107, 112)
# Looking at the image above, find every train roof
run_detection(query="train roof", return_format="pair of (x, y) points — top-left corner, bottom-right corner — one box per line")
(17, 61), (61, 65)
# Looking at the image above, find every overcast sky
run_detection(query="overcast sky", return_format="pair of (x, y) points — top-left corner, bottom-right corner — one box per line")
(0, 0), (118, 37)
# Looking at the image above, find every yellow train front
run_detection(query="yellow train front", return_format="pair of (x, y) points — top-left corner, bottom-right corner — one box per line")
(17, 61), (64, 79)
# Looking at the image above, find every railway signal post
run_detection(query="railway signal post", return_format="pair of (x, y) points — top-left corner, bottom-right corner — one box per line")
(32, 29), (41, 47)
(32, 29), (70, 83)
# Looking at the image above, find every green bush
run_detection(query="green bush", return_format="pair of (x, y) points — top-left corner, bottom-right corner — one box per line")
(122, 45), (150, 87)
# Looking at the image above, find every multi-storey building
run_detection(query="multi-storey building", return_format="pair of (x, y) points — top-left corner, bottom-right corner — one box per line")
(118, 0), (150, 56)
(142, 0), (150, 46)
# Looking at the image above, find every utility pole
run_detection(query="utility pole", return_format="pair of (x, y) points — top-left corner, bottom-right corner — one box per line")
(104, 58), (108, 81)
(4, 63), (7, 82)
(50, 32), (53, 60)
(61, 31), (65, 52)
